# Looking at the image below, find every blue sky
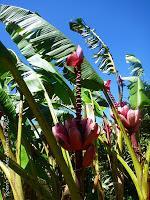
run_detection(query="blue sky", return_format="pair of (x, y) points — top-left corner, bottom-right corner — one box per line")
(0, 0), (150, 101)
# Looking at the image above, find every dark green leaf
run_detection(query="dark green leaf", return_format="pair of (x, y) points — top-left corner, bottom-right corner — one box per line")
(0, 5), (104, 91)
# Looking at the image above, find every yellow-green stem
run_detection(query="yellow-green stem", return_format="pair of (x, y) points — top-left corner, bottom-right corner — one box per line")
(93, 142), (104, 200)
(0, 161), (24, 200)
(117, 154), (144, 200)
(142, 143), (150, 199)
(16, 95), (23, 165)
(15, 95), (24, 200)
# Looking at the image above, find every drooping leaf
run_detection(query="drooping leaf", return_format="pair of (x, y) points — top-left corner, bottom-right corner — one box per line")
(0, 45), (74, 124)
(0, 5), (104, 90)
(69, 18), (117, 74)
(125, 54), (144, 77)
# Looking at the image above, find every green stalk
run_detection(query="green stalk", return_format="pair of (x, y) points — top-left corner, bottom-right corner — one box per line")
(62, 150), (76, 181)
(87, 92), (104, 199)
(93, 142), (104, 200)
(0, 41), (80, 200)
(0, 113), (24, 200)
(0, 98), (24, 200)
(142, 143), (150, 199)
(15, 94), (24, 200)
(117, 154), (144, 200)
(41, 83), (58, 124)
(117, 127), (123, 152)
(16, 95), (23, 165)
(0, 161), (24, 200)
(103, 89), (142, 183)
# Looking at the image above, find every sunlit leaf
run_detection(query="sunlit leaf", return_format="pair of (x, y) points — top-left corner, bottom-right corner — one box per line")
(21, 145), (29, 169)
(129, 78), (150, 108)
(0, 5), (104, 91)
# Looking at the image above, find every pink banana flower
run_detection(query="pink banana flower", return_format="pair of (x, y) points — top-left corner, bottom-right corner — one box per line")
(52, 118), (99, 152)
(117, 105), (141, 152)
(52, 123), (71, 151)
(117, 105), (141, 132)
(66, 45), (83, 67)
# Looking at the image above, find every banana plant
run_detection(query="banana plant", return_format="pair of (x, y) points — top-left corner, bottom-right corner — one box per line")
(0, 4), (149, 200)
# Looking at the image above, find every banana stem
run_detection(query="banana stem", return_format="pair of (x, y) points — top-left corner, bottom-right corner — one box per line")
(117, 154), (144, 200)
(16, 94), (23, 165)
(142, 143), (150, 199)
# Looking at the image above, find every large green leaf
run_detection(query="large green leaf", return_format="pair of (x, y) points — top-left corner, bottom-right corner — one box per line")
(0, 5), (104, 90)
(129, 78), (150, 108)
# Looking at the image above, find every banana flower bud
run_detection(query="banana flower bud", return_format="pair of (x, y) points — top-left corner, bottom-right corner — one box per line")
(52, 118), (99, 152)
(117, 105), (141, 132)
(66, 45), (83, 67)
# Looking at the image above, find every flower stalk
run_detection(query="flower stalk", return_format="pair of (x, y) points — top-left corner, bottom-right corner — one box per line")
(74, 63), (83, 184)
